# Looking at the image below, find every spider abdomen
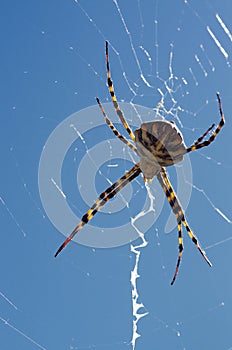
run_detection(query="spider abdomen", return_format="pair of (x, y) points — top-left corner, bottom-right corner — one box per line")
(134, 120), (186, 179)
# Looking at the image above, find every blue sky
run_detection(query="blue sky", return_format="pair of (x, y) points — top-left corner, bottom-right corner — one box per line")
(1, 1), (232, 349)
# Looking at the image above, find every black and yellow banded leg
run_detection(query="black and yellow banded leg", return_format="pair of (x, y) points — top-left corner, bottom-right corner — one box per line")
(157, 168), (212, 284)
(96, 97), (137, 153)
(106, 41), (135, 142)
(157, 172), (184, 284)
(171, 223), (183, 285)
(193, 123), (215, 146)
(160, 168), (212, 266)
(55, 163), (142, 257)
(187, 93), (225, 153)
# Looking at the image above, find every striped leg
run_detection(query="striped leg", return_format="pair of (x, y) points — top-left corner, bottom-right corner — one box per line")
(157, 168), (212, 284)
(171, 223), (183, 285)
(96, 97), (137, 153)
(157, 172), (184, 285)
(55, 163), (142, 257)
(193, 123), (215, 146)
(161, 168), (212, 267)
(187, 93), (225, 153)
(106, 41), (135, 141)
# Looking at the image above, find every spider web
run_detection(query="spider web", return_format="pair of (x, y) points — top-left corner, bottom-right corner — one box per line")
(1, 1), (232, 350)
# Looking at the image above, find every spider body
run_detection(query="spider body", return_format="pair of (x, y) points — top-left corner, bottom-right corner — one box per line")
(55, 41), (225, 285)
(134, 121), (186, 180)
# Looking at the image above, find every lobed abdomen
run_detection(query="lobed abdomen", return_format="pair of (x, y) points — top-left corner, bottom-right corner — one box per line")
(134, 120), (187, 179)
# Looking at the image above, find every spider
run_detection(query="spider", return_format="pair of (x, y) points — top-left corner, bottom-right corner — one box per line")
(55, 41), (225, 285)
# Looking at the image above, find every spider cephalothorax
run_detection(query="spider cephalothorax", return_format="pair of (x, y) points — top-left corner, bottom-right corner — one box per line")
(55, 41), (225, 285)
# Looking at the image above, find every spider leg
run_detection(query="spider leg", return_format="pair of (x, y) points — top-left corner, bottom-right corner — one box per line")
(96, 97), (137, 154)
(187, 93), (225, 153)
(105, 41), (135, 141)
(157, 168), (212, 284)
(54, 163), (141, 257)
(193, 123), (215, 146)
(157, 172), (184, 284)
(161, 168), (212, 266)
(171, 223), (183, 285)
